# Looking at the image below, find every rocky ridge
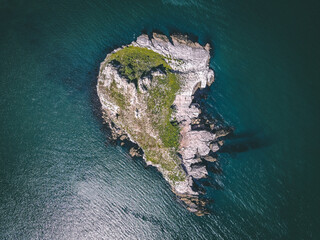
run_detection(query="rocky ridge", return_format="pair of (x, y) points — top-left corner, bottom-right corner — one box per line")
(97, 33), (230, 215)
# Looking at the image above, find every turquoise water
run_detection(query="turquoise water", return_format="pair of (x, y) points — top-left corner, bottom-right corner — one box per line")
(0, 0), (319, 239)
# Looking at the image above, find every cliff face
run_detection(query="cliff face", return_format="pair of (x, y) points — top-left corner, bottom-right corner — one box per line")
(97, 33), (225, 215)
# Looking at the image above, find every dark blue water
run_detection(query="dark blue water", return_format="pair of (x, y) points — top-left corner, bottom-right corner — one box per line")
(1, 0), (319, 239)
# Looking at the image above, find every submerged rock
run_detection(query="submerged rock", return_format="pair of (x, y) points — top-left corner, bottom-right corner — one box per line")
(129, 147), (141, 158)
(97, 33), (229, 215)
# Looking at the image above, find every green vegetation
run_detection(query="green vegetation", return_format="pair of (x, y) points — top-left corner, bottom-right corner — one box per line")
(108, 46), (171, 84)
(147, 73), (180, 149)
(168, 171), (186, 182)
(105, 46), (185, 182)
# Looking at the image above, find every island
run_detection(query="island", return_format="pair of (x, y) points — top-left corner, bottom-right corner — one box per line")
(97, 33), (230, 215)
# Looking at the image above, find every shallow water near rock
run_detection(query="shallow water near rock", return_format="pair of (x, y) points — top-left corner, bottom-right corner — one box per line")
(0, 0), (319, 239)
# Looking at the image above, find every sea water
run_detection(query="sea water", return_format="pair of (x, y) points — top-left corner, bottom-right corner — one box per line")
(0, 0), (319, 239)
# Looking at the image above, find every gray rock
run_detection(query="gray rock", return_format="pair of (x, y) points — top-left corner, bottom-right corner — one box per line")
(210, 142), (220, 152)
(188, 164), (208, 179)
(129, 148), (141, 157)
(202, 155), (217, 162)
(119, 135), (127, 141)
(215, 128), (233, 138)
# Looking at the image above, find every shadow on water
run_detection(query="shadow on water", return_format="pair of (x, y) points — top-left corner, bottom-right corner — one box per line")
(193, 85), (272, 154)
(89, 51), (113, 142)
(190, 127), (272, 214)
(190, 82), (273, 213)
(220, 130), (272, 154)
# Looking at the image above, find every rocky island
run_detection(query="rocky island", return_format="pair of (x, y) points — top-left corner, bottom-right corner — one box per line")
(97, 33), (230, 215)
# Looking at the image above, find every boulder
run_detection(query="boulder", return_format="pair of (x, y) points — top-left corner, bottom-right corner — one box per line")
(202, 155), (217, 162)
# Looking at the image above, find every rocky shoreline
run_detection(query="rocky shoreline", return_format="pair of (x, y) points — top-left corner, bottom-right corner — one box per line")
(97, 33), (231, 215)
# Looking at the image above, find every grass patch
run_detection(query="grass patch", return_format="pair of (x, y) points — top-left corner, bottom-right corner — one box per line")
(147, 73), (180, 149)
(108, 46), (170, 83)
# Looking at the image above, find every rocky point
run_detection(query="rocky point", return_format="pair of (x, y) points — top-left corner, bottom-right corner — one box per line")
(97, 33), (231, 215)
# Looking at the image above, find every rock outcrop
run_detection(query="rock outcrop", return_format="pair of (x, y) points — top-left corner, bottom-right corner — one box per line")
(97, 33), (230, 215)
